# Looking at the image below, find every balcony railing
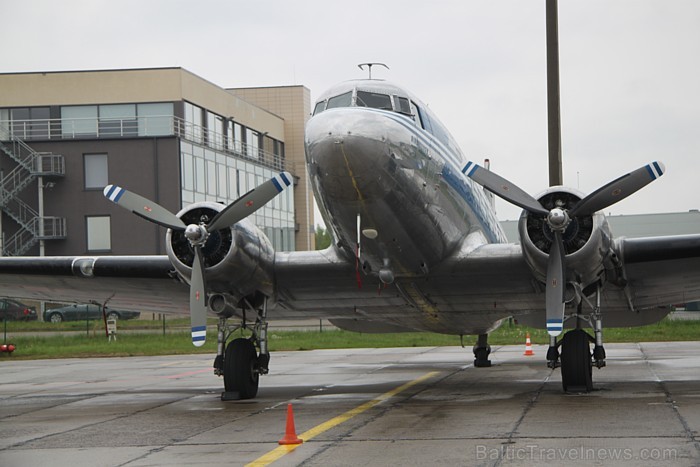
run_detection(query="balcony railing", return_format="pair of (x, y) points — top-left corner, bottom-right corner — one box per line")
(1, 116), (289, 172)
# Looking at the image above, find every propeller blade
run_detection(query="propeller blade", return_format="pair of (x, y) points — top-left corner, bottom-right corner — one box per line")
(104, 184), (185, 231)
(569, 161), (665, 217)
(462, 162), (549, 215)
(208, 172), (293, 231)
(190, 245), (208, 347)
(545, 230), (566, 337)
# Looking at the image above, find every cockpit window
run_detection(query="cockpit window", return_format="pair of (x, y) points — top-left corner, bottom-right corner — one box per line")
(393, 96), (411, 115)
(326, 91), (353, 109)
(356, 91), (392, 110)
(313, 101), (326, 115)
(414, 102), (433, 133)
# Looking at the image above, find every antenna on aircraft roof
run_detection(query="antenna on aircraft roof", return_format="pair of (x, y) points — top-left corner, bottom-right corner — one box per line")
(358, 63), (389, 79)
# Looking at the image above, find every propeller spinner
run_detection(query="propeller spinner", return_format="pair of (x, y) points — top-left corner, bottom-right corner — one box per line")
(104, 171), (293, 346)
(463, 161), (665, 336)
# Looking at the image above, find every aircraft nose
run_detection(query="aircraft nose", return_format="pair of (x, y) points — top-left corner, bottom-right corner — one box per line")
(305, 109), (398, 201)
(306, 109), (391, 175)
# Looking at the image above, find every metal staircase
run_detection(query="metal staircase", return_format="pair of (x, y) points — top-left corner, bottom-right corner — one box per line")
(0, 125), (66, 256)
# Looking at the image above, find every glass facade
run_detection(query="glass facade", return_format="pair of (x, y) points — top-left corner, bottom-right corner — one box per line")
(180, 141), (295, 251)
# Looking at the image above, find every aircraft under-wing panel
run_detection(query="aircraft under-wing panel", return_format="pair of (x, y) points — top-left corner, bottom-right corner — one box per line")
(1, 76), (699, 397)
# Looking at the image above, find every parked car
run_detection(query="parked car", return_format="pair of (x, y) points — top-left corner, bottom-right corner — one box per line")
(0, 298), (38, 321)
(43, 304), (140, 323)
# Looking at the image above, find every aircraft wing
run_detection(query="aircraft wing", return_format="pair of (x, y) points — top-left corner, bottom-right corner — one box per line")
(0, 256), (189, 314)
(616, 234), (700, 308)
(275, 233), (700, 332)
(0, 233), (697, 329)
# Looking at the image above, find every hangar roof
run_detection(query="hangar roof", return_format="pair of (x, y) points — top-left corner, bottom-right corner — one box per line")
(500, 210), (700, 243)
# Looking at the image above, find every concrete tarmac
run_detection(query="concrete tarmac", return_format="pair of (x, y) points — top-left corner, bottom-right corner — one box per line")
(2, 342), (700, 466)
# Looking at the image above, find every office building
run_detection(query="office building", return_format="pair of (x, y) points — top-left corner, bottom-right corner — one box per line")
(0, 67), (314, 256)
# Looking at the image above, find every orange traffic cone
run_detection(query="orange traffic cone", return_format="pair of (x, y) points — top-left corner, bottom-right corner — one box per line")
(523, 332), (535, 356)
(278, 403), (303, 445)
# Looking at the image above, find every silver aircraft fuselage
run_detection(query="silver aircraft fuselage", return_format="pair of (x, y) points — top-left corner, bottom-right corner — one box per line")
(305, 80), (507, 280)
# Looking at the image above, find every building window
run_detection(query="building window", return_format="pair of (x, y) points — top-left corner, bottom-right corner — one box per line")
(245, 128), (259, 159)
(0, 108), (9, 139)
(9, 108), (29, 138)
(1, 107), (51, 139)
(226, 121), (234, 152)
(195, 157), (205, 194)
(86, 216), (111, 251)
(62, 105), (98, 138)
(184, 102), (203, 143)
(206, 111), (224, 149)
(218, 163), (228, 199)
(84, 154), (108, 189)
(138, 103), (173, 136)
(99, 104), (137, 137)
(17, 107), (51, 139)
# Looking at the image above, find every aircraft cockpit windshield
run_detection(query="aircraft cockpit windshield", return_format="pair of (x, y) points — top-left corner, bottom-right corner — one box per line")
(326, 91), (352, 110)
(312, 87), (413, 118)
(355, 91), (392, 110)
(311, 82), (458, 153)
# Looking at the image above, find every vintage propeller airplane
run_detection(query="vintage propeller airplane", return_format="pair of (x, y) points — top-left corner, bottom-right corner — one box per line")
(1, 5), (699, 399)
(0, 74), (698, 399)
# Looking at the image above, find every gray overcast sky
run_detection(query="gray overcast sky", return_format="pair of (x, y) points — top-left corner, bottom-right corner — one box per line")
(2, 0), (698, 221)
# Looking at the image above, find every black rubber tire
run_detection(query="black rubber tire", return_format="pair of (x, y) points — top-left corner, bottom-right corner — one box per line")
(473, 346), (492, 367)
(560, 329), (593, 392)
(223, 338), (259, 399)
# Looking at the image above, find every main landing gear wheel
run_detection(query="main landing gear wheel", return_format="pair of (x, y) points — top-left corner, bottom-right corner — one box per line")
(560, 329), (593, 393)
(223, 338), (259, 400)
(472, 333), (492, 367)
(474, 347), (492, 367)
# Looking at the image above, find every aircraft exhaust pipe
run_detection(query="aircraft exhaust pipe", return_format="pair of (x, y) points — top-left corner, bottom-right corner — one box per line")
(209, 294), (229, 314)
(564, 282), (581, 307)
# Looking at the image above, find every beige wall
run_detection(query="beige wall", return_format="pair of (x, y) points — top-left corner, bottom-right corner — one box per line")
(230, 85), (315, 250)
(0, 68), (185, 106)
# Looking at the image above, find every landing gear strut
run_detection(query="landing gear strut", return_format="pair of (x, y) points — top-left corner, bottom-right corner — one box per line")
(214, 297), (271, 400)
(546, 335), (560, 369)
(473, 333), (492, 367)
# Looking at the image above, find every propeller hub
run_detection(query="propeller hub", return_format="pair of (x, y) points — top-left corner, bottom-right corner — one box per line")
(185, 224), (208, 245)
(547, 208), (570, 231)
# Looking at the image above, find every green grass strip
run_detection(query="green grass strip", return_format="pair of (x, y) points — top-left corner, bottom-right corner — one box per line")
(2, 318), (700, 361)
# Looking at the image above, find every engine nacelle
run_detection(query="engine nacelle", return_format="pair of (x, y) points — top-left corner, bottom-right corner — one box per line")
(518, 187), (614, 296)
(165, 202), (275, 309)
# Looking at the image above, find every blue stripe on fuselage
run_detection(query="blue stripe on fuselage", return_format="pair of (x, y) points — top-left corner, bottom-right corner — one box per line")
(356, 108), (507, 245)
